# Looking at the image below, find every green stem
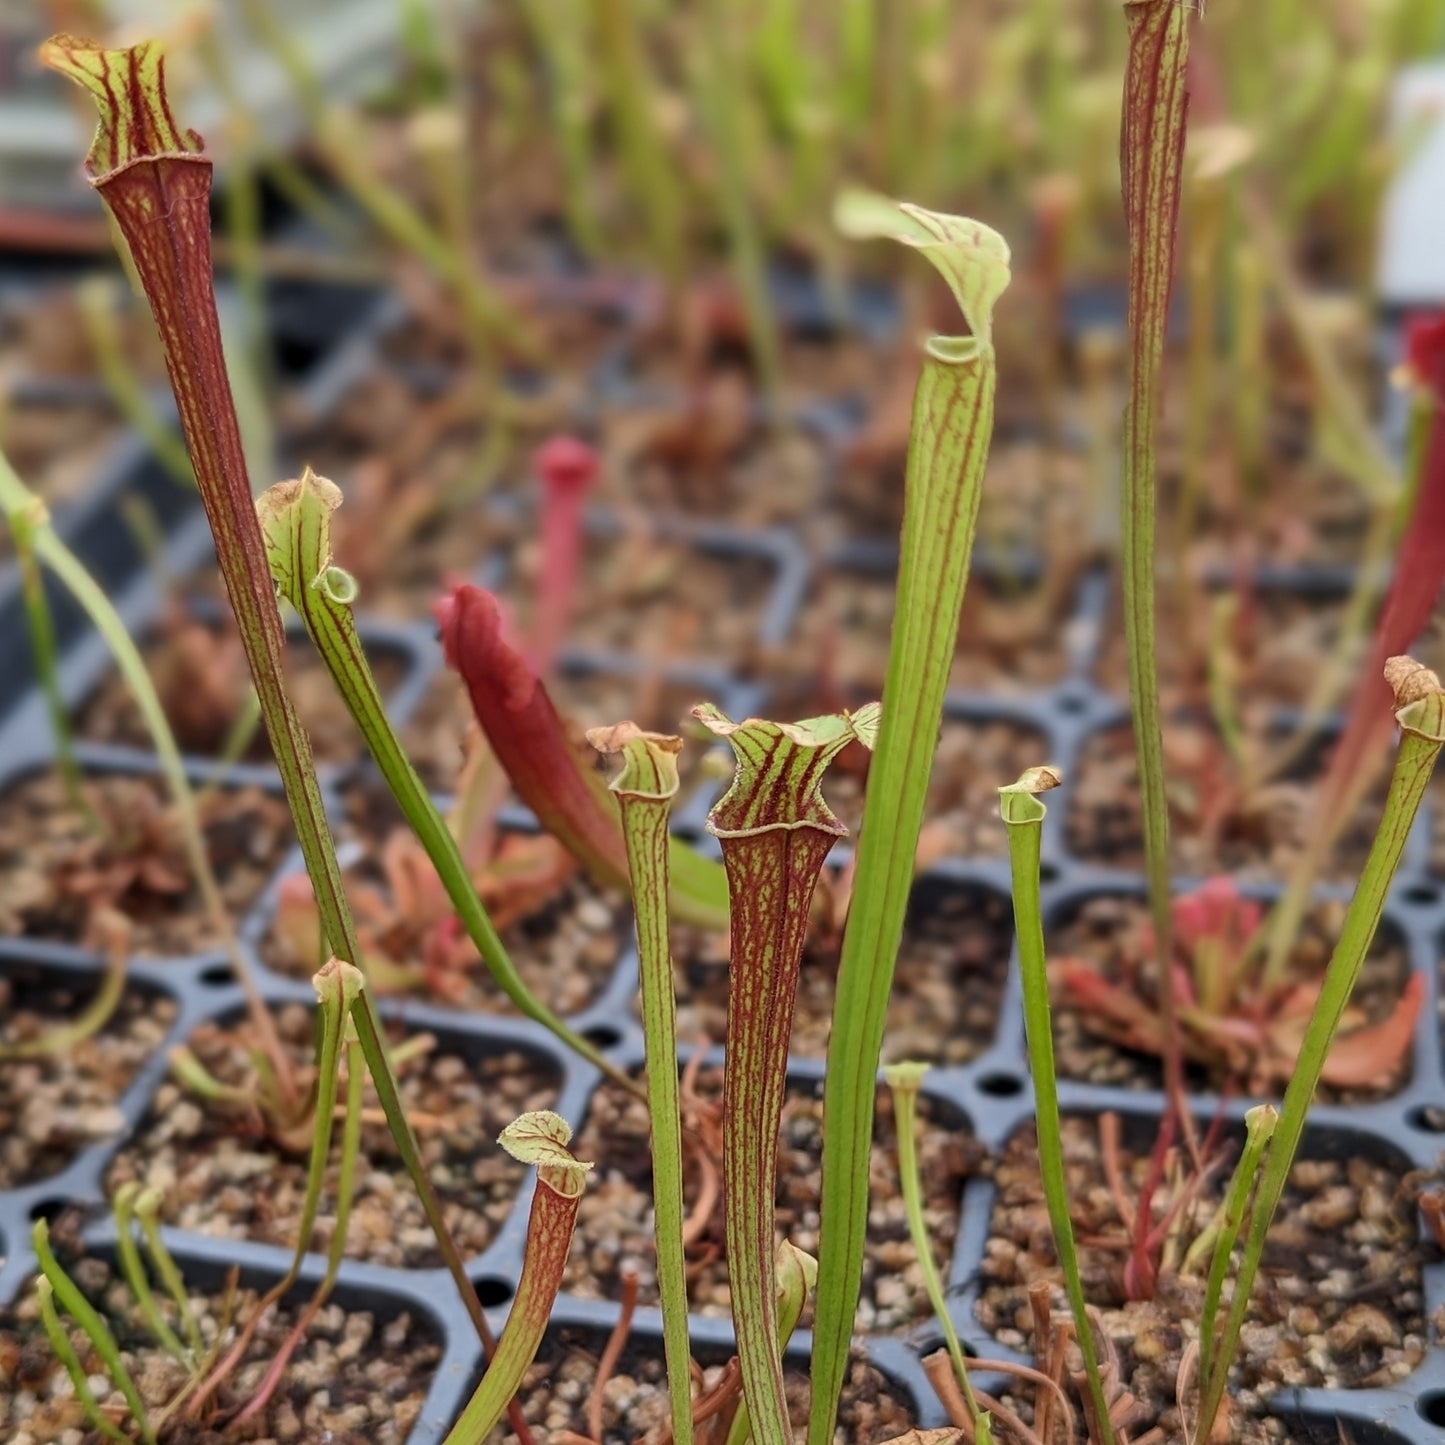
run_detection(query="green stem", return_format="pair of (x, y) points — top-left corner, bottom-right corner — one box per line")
(810, 193), (1009, 1445)
(1195, 1103), (1276, 1389)
(0, 926), (125, 1061)
(13, 509), (93, 823)
(134, 1187), (205, 1359)
(442, 1113), (592, 1445)
(999, 768), (1116, 1445)
(1119, 0), (1191, 1112)
(112, 1183), (190, 1363)
(1195, 662), (1445, 1439)
(883, 1063), (989, 1437)
(186, 960), (357, 1413)
(518, 0), (605, 258)
(256, 470), (636, 1092)
(232, 1027), (367, 1426)
(696, 0), (784, 412)
(597, 0), (684, 304)
(838, 0), (875, 128)
(34, 1219), (157, 1445)
(35, 1276), (138, 1445)
(589, 724), (693, 1445)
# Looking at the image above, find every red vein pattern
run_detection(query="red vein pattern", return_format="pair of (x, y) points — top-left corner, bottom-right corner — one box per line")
(1119, 0), (1191, 1099)
(693, 706), (870, 1445)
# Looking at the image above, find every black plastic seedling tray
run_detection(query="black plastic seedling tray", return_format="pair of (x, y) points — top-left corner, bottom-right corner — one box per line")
(1, 272), (1442, 1444)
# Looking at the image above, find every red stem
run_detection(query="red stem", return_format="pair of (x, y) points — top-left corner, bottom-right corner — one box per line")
(436, 584), (631, 888)
(530, 436), (598, 681)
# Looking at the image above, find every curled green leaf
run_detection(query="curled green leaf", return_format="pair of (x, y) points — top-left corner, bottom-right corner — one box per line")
(812, 193), (1011, 1445)
(998, 765), (1064, 827)
(587, 722), (683, 800)
(588, 720), (693, 1445)
(500, 1109), (593, 1198)
(833, 189), (1011, 352)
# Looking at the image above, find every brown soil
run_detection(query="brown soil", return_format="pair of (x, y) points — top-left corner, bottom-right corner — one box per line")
(399, 663), (725, 802)
(0, 770), (293, 957)
(835, 429), (1097, 560)
(592, 383), (833, 529)
(0, 284), (167, 561)
(478, 1326), (916, 1445)
(105, 1002), (560, 1271)
(1048, 894), (1412, 1103)
(1172, 433), (1379, 573)
(501, 521), (782, 670)
(0, 1245), (440, 1445)
(769, 555), (1083, 700)
(565, 1069), (981, 1333)
(75, 605), (409, 765)
(598, 300), (898, 418)
(1063, 716), (1386, 882)
(671, 881), (1013, 1066)
(1092, 579), (1371, 714)
(975, 1116), (1426, 1440)
(0, 398), (123, 531)
(0, 966), (176, 1189)
(262, 779), (627, 1014)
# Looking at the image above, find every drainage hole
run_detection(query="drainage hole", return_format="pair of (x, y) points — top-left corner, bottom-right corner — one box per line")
(581, 1025), (622, 1050)
(1418, 1391), (1445, 1427)
(1404, 885), (1441, 908)
(977, 1072), (1025, 1099)
(1407, 1105), (1445, 1134)
(29, 1197), (71, 1225)
(474, 1277), (514, 1309)
(198, 964), (235, 987)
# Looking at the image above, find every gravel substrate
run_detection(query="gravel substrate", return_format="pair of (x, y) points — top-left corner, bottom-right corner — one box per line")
(104, 1002), (561, 1270)
(76, 602), (408, 766)
(0, 1248), (441, 1445)
(0, 967), (176, 1189)
(0, 770), (293, 956)
(1048, 893), (1413, 1102)
(564, 1070), (982, 1332)
(1064, 717), (1385, 881)
(975, 1116), (1427, 1440)
(262, 778), (629, 1014)
(477, 1326), (916, 1444)
(671, 881), (1013, 1065)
